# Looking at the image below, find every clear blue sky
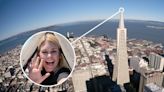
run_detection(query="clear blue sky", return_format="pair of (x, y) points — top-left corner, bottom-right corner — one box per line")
(0, 0), (163, 41)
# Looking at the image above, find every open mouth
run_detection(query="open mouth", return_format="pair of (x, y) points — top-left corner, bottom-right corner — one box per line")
(45, 61), (55, 65)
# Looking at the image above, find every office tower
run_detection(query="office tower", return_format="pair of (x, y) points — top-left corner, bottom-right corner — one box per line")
(66, 32), (70, 38)
(130, 56), (141, 73)
(130, 56), (148, 73)
(149, 52), (164, 71)
(139, 70), (163, 92)
(72, 70), (92, 92)
(112, 8), (130, 85)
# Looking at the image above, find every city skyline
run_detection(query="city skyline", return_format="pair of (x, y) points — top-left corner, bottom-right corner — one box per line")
(0, 0), (164, 41)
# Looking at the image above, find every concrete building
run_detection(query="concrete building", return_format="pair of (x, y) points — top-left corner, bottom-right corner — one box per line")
(112, 8), (130, 85)
(148, 53), (164, 71)
(130, 56), (141, 73)
(72, 70), (92, 92)
(144, 83), (164, 92)
(130, 56), (148, 73)
(139, 70), (163, 92)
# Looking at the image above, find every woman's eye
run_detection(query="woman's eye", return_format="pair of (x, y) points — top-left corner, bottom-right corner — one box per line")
(42, 51), (47, 54)
(52, 50), (57, 53)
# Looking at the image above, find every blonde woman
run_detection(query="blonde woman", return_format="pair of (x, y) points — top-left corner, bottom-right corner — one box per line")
(28, 32), (70, 85)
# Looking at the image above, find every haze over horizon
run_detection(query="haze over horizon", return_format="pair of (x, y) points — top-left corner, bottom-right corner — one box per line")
(0, 0), (164, 41)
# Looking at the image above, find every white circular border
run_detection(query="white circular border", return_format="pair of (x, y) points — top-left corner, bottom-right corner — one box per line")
(119, 7), (124, 12)
(20, 31), (76, 87)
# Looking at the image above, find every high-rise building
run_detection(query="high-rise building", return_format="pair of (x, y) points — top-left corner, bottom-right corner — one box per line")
(112, 8), (130, 85)
(72, 70), (92, 92)
(130, 56), (140, 73)
(130, 56), (148, 73)
(148, 52), (164, 71)
(139, 69), (163, 92)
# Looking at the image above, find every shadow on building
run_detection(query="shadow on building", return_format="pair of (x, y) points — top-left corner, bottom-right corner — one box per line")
(86, 75), (121, 92)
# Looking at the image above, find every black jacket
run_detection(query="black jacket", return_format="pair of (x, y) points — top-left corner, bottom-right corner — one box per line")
(41, 67), (70, 85)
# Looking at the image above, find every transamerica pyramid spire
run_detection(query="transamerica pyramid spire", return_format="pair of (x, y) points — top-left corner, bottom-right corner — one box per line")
(119, 8), (125, 29)
(112, 7), (130, 85)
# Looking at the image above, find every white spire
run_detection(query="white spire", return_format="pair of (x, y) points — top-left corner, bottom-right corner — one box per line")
(112, 7), (130, 85)
(119, 7), (125, 29)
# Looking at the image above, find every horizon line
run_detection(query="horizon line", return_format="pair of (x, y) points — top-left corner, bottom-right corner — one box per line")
(0, 19), (164, 42)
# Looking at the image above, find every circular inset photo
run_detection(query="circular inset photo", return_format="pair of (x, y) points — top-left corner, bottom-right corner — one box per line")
(20, 31), (76, 87)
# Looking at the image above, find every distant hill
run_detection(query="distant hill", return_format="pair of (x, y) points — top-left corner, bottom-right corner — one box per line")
(0, 20), (164, 54)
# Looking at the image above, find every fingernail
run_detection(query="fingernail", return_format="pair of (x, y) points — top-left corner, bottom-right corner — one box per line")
(46, 73), (50, 76)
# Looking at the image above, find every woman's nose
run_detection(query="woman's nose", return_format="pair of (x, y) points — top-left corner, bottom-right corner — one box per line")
(47, 53), (52, 58)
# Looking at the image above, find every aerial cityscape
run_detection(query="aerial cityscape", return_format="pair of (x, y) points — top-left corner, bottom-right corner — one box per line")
(0, 0), (164, 92)
(0, 7), (164, 92)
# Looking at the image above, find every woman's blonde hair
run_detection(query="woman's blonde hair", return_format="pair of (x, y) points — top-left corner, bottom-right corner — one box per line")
(37, 32), (64, 67)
